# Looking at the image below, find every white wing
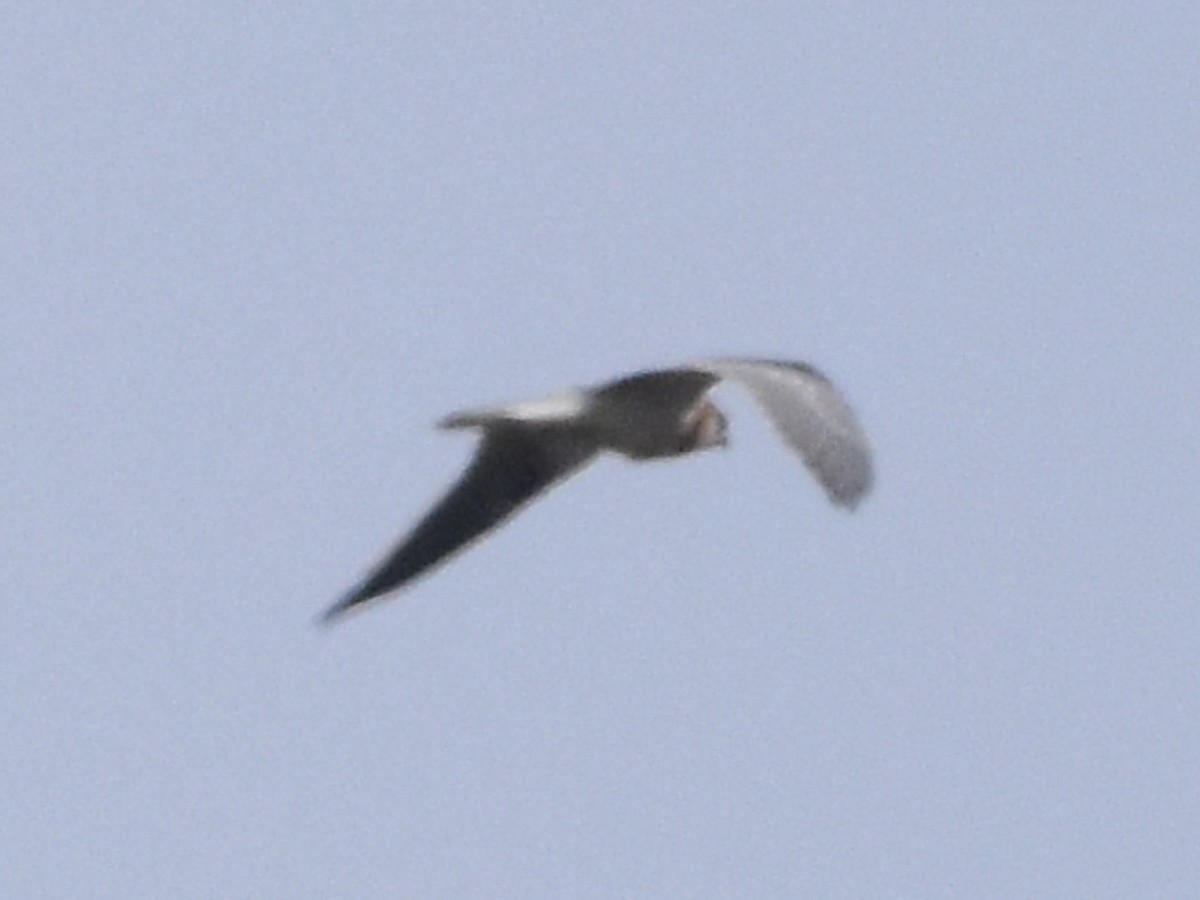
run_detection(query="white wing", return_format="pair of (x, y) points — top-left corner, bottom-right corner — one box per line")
(699, 358), (873, 507)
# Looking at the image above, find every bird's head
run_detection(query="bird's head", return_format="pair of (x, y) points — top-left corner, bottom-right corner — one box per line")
(684, 400), (729, 452)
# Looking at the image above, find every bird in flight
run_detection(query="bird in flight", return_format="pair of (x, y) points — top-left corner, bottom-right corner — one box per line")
(321, 358), (872, 623)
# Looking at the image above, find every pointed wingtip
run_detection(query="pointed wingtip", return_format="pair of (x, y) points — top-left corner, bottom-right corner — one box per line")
(315, 591), (363, 628)
(314, 605), (344, 629)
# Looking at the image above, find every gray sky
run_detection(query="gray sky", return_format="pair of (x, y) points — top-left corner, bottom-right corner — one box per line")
(4, 5), (1197, 897)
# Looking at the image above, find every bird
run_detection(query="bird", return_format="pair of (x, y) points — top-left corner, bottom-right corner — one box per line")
(320, 358), (872, 623)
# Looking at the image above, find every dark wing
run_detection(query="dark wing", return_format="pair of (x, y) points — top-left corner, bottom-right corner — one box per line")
(700, 358), (873, 507)
(321, 425), (597, 623)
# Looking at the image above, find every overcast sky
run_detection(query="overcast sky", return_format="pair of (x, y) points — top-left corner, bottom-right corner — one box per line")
(4, 4), (1198, 897)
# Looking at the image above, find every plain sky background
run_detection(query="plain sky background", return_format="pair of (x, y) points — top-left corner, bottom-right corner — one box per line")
(4, 4), (1198, 897)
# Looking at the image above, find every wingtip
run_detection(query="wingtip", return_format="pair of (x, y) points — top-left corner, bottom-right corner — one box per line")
(833, 492), (865, 512)
(826, 471), (873, 511)
(316, 591), (364, 628)
(315, 604), (346, 628)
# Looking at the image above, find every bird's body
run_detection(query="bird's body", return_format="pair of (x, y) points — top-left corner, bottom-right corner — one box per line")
(321, 358), (871, 623)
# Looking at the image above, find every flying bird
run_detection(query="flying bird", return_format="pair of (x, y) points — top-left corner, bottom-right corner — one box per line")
(322, 358), (871, 623)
